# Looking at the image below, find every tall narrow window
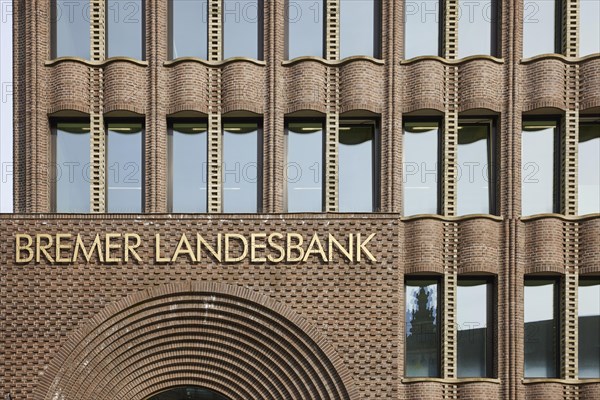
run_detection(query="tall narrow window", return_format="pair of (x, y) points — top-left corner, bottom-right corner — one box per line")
(522, 120), (559, 216)
(580, 0), (600, 56)
(578, 120), (600, 215)
(405, 278), (440, 377)
(170, 0), (208, 59)
(107, 0), (144, 59)
(457, 279), (493, 377)
(339, 120), (377, 212)
(457, 121), (494, 215)
(458, 0), (497, 57)
(579, 278), (600, 378)
(52, 0), (90, 59)
(223, 0), (263, 59)
(523, 0), (560, 57)
(107, 122), (143, 213)
(169, 122), (208, 213)
(285, 121), (323, 212)
(340, 0), (380, 59)
(524, 279), (558, 378)
(223, 121), (261, 213)
(52, 121), (91, 213)
(287, 0), (324, 59)
(404, 0), (440, 59)
(403, 121), (440, 216)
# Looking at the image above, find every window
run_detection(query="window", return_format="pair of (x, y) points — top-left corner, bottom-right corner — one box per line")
(170, 0), (208, 59)
(339, 120), (378, 212)
(403, 121), (440, 216)
(169, 122), (208, 213)
(523, 0), (560, 58)
(106, 122), (143, 213)
(340, 0), (380, 59)
(579, 278), (600, 378)
(457, 278), (494, 378)
(223, 0), (263, 59)
(522, 120), (559, 216)
(287, 0), (324, 59)
(222, 121), (261, 213)
(285, 121), (323, 212)
(404, 0), (441, 59)
(148, 387), (229, 400)
(52, 0), (91, 59)
(458, 0), (498, 57)
(580, 0), (600, 56)
(405, 278), (440, 377)
(457, 121), (494, 215)
(106, 0), (145, 59)
(578, 119), (600, 215)
(524, 279), (559, 378)
(52, 121), (91, 213)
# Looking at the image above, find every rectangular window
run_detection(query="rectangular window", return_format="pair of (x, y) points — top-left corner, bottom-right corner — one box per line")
(457, 121), (494, 215)
(404, 0), (440, 59)
(52, 0), (90, 59)
(457, 278), (494, 378)
(405, 278), (440, 377)
(169, 122), (208, 213)
(106, 122), (144, 213)
(223, 0), (263, 60)
(170, 0), (208, 59)
(458, 0), (497, 57)
(340, 0), (380, 59)
(578, 119), (600, 215)
(403, 121), (440, 216)
(339, 120), (378, 212)
(523, 0), (560, 58)
(524, 279), (559, 378)
(52, 121), (91, 213)
(285, 121), (323, 212)
(580, 0), (600, 56)
(222, 121), (262, 213)
(522, 120), (559, 216)
(579, 278), (600, 378)
(287, 0), (324, 59)
(106, 0), (145, 59)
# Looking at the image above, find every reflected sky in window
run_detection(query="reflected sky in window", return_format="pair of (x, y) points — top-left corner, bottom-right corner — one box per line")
(340, 0), (378, 58)
(107, 0), (144, 59)
(339, 122), (375, 212)
(578, 121), (600, 215)
(457, 280), (490, 377)
(223, 0), (262, 59)
(523, 0), (557, 57)
(457, 123), (492, 215)
(287, 0), (324, 59)
(524, 280), (557, 378)
(54, 0), (90, 59)
(580, 0), (600, 56)
(578, 279), (600, 378)
(107, 123), (143, 213)
(55, 122), (90, 213)
(171, 0), (208, 59)
(458, 0), (494, 57)
(405, 0), (440, 58)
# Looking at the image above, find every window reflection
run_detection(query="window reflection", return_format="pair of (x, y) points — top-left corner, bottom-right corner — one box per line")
(522, 120), (558, 216)
(458, 0), (496, 57)
(287, 0), (324, 59)
(286, 121), (323, 212)
(580, 0), (600, 56)
(148, 387), (230, 400)
(223, 0), (262, 59)
(107, 0), (144, 59)
(403, 121), (439, 215)
(340, 0), (380, 58)
(405, 278), (440, 377)
(170, 0), (208, 59)
(404, 0), (440, 59)
(107, 122), (143, 213)
(523, 0), (559, 57)
(579, 278), (600, 378)
(223, 121), (261, 213)
(53, 0), (90, 59)
(578, 120), (600, 215)
(524, 279), (558, 378)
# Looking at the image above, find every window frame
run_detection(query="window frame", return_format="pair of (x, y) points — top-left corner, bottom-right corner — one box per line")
(457, 0), (501, 58)
(339, 0), (383, 59)
(403, 0), (443, 59)
(221, 0), (265, 60)
(522, 0), (563, 57)
(577, 115), (600, 215)
(578, 275), (600, 379)
(284, 0), (327, 59)
(105, 0), (147, 60)
(168, 0), (209, 60)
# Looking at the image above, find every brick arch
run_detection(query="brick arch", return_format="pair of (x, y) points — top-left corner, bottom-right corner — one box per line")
(35, 282), (357, 400)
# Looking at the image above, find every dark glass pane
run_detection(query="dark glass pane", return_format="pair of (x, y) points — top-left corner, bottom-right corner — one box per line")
(579, 279), (600, 378)
(55, 122), (90, 212)
(171, 0), (208, 59)
(522, 121), (557, 216)
(403, 121), (439, 215)
(524, 280), (558, 378)
(223, 122), (260, 213)
(287, 0), (324, 59)
(404, 0), (440, 58)
(458, 0), (495, 57)
(578, 121), (600, 215)
(405, 279), (440, 377)
(286, 122), (323, 212)
(107, 0), (144, 59)
(223, 0), (261, 59)
(148, 387), (230, 400)
(54, 0), (90, 58)
(457, 280), (491, 377)
(457, 123), (492, 215)
(523, 0), (557, 57)
(580, 0), (600, 56)
(340, 0), (378, 58)
(107, 123), (143, 213)
(171, 123), (208, 213)
(339, 122), (375, 212)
